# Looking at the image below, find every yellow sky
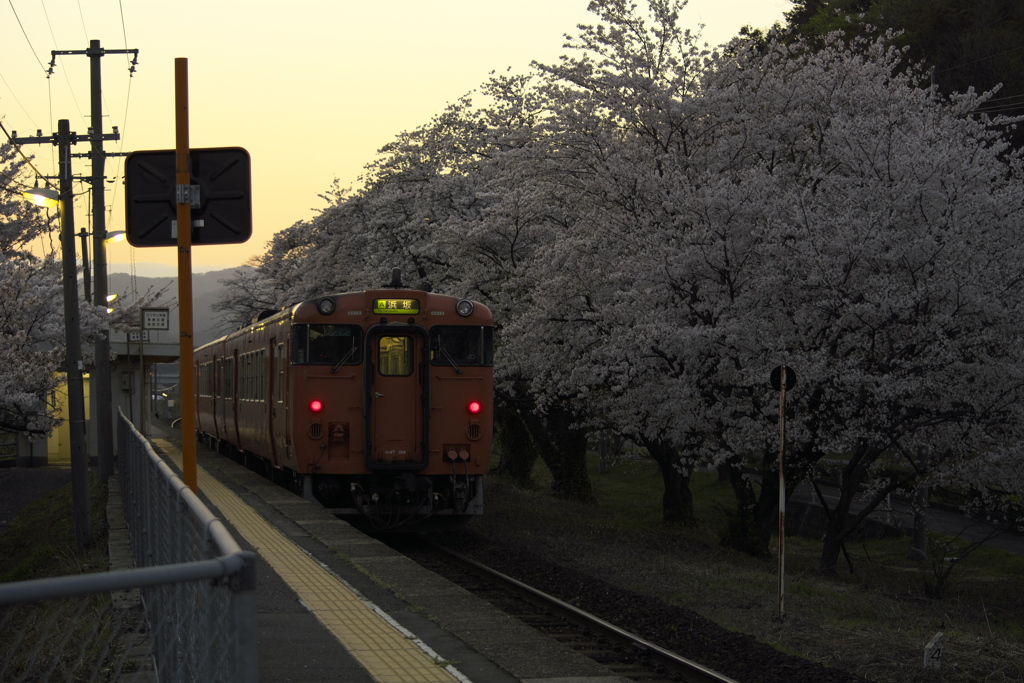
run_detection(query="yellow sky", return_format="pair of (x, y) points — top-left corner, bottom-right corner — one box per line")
(2, 0), (791, 276)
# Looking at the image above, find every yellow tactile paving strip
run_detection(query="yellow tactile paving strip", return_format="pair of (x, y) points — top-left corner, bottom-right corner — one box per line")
(162, 448), (461, 683)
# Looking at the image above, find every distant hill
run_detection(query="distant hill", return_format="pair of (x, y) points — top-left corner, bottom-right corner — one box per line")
(107, 266), (251, 347)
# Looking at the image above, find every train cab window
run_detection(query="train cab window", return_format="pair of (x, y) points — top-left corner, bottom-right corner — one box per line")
(378, 336), (413, 376)
(429, 326), (494, 367)
(292, 324), (362, 365)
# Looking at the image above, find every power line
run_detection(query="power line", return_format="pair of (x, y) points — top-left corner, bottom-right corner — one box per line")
(7, 0), (48, 74)
(937, 44), (1024, 75)
(0, 118), (50, 187)
(39, 0), (59, 162)
(41, 0), (59, 49)
(76, 0), (88, 43)
(118, 0), (130, 50)
(0, 69), (41, 129)
(106, 0), (138, 237)
(980, 92), (1024, 105)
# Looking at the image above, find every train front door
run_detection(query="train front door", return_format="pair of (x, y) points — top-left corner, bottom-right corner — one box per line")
(367, 331), (425, 468)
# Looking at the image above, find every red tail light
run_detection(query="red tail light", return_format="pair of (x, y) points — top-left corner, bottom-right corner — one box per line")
(467, 400), (482, 415)
(309, 399), (324, 413)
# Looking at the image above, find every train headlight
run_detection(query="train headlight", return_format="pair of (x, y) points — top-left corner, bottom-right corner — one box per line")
(309, 399), (324, 413)
(467, 400), (482, 415)
(455, 299), (474, 317)
(317, 297), (336, 315)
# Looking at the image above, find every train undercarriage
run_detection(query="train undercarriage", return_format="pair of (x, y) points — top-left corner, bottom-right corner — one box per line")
(203, 434), (483, 531)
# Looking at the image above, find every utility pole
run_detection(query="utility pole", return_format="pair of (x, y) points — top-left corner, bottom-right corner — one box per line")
(12, 121), (116, 549)
(50, 40), (138, 482)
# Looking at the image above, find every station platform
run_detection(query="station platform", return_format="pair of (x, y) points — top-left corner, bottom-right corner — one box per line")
(143, 423), (630, 683)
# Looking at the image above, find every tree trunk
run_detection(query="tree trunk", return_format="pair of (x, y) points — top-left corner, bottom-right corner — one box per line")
(640, 437), (695, 525)
(818, 472), (861, 573)
(662, 465), (695, 524)
(721, 451), (780, 557)
(534, 405), (595, 504)
(493, 402), (538, 487)
(909, 448), (929, 561)
(818, 445), (878, 573)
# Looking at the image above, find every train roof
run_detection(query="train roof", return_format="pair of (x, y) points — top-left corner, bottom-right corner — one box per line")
(196, 289), (492, 352)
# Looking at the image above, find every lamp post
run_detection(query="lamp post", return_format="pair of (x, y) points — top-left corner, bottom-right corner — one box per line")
(77, 229), (92, 303)
(77, 224), (125, 481)
(58, 120), (92, 549)
(23, 120), (92, 549)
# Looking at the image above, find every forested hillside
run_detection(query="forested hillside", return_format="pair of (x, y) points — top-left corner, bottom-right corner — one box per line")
(780, 0), (1024, 143)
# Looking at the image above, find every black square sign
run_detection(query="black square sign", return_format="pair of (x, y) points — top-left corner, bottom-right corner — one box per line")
(125, 147), (252, 247)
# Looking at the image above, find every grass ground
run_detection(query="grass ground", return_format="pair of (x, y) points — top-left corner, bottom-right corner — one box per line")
(0, 479), (121, 682)
(472, 453), (1024, 683)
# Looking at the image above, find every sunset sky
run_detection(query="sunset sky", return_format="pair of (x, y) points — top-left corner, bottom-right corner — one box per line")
(2, 0), (791, 277)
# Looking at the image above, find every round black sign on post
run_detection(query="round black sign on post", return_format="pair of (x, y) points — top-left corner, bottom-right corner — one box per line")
(770, 364), (797, 392)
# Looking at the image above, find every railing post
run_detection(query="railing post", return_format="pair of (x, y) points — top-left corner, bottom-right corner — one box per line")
(230, 552), (260, 683)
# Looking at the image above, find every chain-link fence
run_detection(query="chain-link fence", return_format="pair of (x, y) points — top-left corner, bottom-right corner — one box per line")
(0, 412), (258, 682)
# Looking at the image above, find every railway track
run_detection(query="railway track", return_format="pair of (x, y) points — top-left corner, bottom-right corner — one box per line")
(389, 535), (738, 683)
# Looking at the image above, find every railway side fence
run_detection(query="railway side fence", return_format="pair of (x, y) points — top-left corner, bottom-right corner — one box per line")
(0, 412), (258, 682)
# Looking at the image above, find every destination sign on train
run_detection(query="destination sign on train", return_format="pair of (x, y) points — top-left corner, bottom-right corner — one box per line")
(373, 298), (420, 315)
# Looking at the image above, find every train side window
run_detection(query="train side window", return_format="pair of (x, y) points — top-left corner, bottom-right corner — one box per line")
(257, 350), (264, 400)
(257, 350), (265, 401)
(292, 324), (361, 365)
(378, 336), (413, 377)
(276, 344), (285, 403)
(429, 326), (494, 367)
(241, 353), (250, 400)
(198, 362), (213, 397)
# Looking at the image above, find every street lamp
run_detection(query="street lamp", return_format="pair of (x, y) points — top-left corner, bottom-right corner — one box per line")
(22, 185), (59, 208)
(78, 229), (128, 303)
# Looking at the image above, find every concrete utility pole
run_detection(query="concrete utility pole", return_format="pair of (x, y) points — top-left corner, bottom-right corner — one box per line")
(12, 121), (117, 549)
(50, 40), (138, 482)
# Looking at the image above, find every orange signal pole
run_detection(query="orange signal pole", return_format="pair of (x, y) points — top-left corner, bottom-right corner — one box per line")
(175, 58), (197, 492)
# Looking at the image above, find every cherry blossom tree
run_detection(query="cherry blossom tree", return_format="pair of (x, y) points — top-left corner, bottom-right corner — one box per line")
(216, 1), (1024, 568)
(497, 0), (730, 521)
(730, 35), (1024, 570)
(0, 136), (145, 437)
(0, 141), (52, 256)
(0, 140), (72, 435)
(502, 2), (1024, 560)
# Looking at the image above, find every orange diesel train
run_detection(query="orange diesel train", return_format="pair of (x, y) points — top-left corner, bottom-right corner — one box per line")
(195, 287), (493, 529)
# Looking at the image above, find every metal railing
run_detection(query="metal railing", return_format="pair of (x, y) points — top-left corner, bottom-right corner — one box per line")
(0, 412), (258, 682)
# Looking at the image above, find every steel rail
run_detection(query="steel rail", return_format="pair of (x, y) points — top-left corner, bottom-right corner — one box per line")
(430, 542), (739, 683)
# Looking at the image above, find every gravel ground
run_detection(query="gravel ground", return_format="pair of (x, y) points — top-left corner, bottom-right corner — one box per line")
(434, 525), (872, 683)
(433, 526), (872, 683)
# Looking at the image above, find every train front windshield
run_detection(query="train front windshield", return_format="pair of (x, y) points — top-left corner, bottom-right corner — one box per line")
(429, 326), (494, 367)
(292, 324), (362, 365)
